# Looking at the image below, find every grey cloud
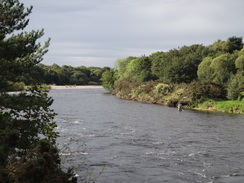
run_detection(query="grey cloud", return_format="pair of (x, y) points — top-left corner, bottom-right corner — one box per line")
(21, 0), (244, 67)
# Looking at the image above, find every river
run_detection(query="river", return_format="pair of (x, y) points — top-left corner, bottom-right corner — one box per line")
(49, 88), (244, 183)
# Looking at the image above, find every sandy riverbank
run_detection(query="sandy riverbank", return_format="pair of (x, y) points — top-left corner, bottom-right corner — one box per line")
(50, 85), (103, 89)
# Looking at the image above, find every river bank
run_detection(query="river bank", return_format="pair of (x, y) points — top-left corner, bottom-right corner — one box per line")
(115, 93), (244, 114)
(195, 100), (244, 114)
(24, 84), (244, 114)
(112, 80), (244, 114)
(50, 85), (103, 89)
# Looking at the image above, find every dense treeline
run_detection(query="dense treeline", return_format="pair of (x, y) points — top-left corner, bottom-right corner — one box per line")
(3, 64), (109, 91)
(31, 64), (110, 86)
(35, 64), (110, 85)
(102, 36), (244, 101)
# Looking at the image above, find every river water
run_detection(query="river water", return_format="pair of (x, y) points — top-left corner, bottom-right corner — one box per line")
(49, 88), (244, 183)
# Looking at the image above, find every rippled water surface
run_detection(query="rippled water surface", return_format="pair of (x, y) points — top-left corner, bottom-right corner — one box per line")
(49, 88), (244, 183)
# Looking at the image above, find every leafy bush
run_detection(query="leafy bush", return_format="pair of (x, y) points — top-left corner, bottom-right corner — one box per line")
(101, 70), (115, 91)
(154, 83), (173, 95)
(114, 79), (140, 97)
(185, 82), (226, 101)
(227, 73), (244, 100)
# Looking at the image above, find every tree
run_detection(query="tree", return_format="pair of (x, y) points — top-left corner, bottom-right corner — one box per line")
(226, 36), (243, 53)
(70, 71), (88, 85)
(202, 37), (243, 57)
(227, 73), (244, 100)
(235, 48), (244, 73)
(0, 0), (77, 182)
(150, 51), (165, 80)
(197, 57), (213, 82)
(114, 57), (136, 80)
(198, 53), (236, 86)
(101, 69), (115, 91)
(160, 45), (204, 83)
(0, 1), (49, 89)
(207, 39), (229, 57)
(88, 67), (104, 84)
(210, 53), (236, 85)
(122, 56), (153, 82)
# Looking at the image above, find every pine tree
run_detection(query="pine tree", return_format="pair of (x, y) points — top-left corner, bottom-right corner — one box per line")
(0, 1), (77, 182)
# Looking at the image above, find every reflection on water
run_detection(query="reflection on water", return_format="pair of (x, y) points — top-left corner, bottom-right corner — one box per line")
(50, 88), (244, 183)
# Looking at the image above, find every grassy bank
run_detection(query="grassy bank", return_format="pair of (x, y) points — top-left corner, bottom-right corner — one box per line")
(113, 79), (243, 114)
(197, 100), (244, 114)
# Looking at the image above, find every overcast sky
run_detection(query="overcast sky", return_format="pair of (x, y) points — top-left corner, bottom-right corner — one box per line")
(21, 0), (244, 68)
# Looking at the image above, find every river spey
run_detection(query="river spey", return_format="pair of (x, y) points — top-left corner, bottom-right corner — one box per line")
(49, 88), (244, 183)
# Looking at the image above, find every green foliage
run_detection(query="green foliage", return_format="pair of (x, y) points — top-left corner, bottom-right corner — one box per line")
(210, 53), (236, 85)
(184, 82), (226, 103)
(200, 37), (243, 58)
(108, 37), (244, 113)
(113, 78), (141, 98)
(208, 39), (229, 56)
(110, 36), (244, 102)
(197, 37), (243, 88)
(227, 75), (239, 100)
(199, 100), (244, 113)
(198, 53), (239, 86)
(240, 92), (244, 101)
(216, 100), (244, 113)
(197, 57), (213, 82)
(112, 74), (242, 113)
(113, 79), (230, 111)
(150, 45), (205, 83)
(114, 57), (136, 79)
(154, 83), (173, 95)
(235, 48), (244, 72)
(0, 0), (77, 182)
(101, 69), (115, 91)
(0, 0), (32, 34)
(36, 64), (107, 85)
(227, 73), (244, 100)
(226, 36), (244, 53)
(150, 51), (165, 79)
(114, 56), (153, 82)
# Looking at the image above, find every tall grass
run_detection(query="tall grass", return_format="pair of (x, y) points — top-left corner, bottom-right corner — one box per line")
(215, 100), (244, 113)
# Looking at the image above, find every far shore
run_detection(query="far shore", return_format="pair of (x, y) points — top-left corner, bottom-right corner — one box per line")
(50, 85), (103, 89)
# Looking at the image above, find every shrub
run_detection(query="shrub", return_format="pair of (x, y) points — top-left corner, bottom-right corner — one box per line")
(239, 92), (244, 101)
(154, 83), (173, 95)
(114, 79), (140, 96)
(101, 70), (115, 91)
(186, 82), (226, 101)
(227, 73), (244, 100)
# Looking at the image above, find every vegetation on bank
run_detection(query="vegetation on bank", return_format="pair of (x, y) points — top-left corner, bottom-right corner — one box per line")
(110, 79), (243, 114)
(2, 64), (109, 92)
(33, 64), (110, 86)
(197, 100), (244, 113)
(101, 37), (244, 114)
